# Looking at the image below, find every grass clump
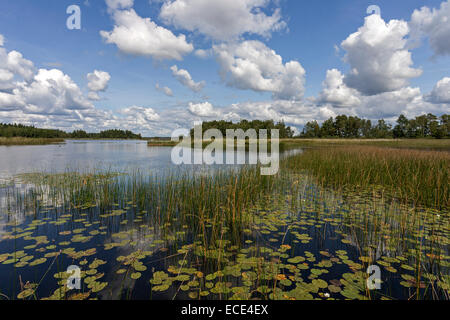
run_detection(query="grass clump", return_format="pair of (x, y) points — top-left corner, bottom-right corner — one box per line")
(285, 145), (449, 209)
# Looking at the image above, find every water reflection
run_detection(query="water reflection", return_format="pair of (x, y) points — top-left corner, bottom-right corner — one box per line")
(0, 140), (301, 180)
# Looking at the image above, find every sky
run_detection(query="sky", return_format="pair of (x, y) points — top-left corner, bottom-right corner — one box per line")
(0, 0), (449, 136)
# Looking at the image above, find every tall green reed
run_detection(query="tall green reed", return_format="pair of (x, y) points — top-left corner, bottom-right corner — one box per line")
(285, 146), (449, 209)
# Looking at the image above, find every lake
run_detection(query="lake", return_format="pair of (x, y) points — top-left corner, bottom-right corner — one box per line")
(0, 140), (195, 181)
(0, 139), (294, 182)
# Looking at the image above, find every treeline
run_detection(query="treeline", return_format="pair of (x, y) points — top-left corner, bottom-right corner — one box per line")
(301, 114), (449, 139)
(0, 123), (142, 140)
(69, 129), (142, 139)
(0, 123), (67, 138)
(191, 120), (295, 139)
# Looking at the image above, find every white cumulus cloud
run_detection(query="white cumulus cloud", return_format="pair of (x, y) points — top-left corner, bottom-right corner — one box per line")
(214, 40), (305, 100)
(0, 69), (15, 91)
(159, 0), (286, 41)
(155, 83), (174, 97)
(410, 0), (450, 56)
(105, 0), (134, 11)
(317, 69), (361, 108)
(171, 65), (205, 92)
(188, 101), (220, 117)
(121, 105), (160, 122)
(87, 70), (111, 92)
(0, 42), (94, 116)
(427, 77), (450, 104)
(14, 68), (94, 114)
(341, 14), (422, 96)
(100, 8), (193, 61)
(87, 70), (111, 100)
(0, 92), (24, 110)
(356, 87), (427, 120)
(194, 49), (211, 59)
(0, 46), (35, 85)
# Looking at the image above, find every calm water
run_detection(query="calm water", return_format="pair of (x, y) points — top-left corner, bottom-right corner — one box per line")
(0, 140), (186, 181)
(0, 140), (292, 182)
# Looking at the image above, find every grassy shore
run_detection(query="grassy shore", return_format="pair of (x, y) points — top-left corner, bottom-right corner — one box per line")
(148, 138), (450, 151)
(146, 140), (178, 147)
(147, 139), (271, 149)
(282, 138), (450, 150)
(0, 137), (65, 146)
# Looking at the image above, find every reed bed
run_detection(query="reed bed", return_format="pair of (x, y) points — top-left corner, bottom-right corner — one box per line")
(285, 145), (449, 209)
(16, 167), (281, 249)
(147, 139), (283, 152)
(0, 137), (65, 146)
(282, 138), (450, 150)
(146, 140), (178, 147)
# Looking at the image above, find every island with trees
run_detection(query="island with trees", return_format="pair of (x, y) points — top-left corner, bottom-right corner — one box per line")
(0, 123), (142, 145)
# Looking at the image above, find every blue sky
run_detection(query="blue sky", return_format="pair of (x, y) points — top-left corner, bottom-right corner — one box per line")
(0, 0), (449, 136)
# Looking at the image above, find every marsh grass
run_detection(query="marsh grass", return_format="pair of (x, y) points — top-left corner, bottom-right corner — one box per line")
(0, 137), (65, 146)
(285, 145), (449, 209)
(283, 138), (450, 151)
(148, 138), (284, 152)
(147, 140), (178, 147)
(17, 167), (281, 249)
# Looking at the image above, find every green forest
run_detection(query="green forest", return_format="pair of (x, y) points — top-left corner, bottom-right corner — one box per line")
(191, 120), (296, 139)
(0, 124), (142, 140)
(301, 114), (449, 139)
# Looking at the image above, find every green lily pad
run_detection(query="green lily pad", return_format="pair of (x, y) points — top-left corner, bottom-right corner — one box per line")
(131, 272), (141, 280)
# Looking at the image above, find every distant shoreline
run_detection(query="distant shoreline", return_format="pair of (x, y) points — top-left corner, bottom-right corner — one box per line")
(0, 137), (147, 146)
(146, 137), (450, 152)
(1, 136), (449, 150)
(0, 137), (66, 146)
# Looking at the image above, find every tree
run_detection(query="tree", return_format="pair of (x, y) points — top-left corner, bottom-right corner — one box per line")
(346, 116), (362, 138)
(393, 115), (408, 138)
(371, 119), (392, 138)
(360, 119), (372, 138)
(440, 115), (450, 138)
(303, 121), (321, 138)
(320, 118), (336, 138)
(334, 115), (348, 138)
